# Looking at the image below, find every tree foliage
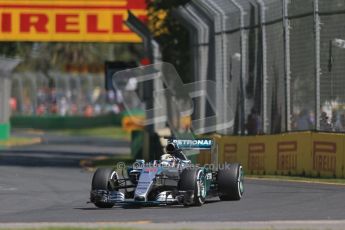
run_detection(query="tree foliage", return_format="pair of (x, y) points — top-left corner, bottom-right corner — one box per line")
(0, 42), (142, 73)
(146, 0), (192, 83)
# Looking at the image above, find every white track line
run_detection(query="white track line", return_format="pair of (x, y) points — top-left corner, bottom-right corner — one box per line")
(1, 221), (345, 229)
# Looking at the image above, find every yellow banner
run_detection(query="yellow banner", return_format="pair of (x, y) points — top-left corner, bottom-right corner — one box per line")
(217, 132), (345, 178)
(0, 0), (147, 42)
(311, 133), (344, 178)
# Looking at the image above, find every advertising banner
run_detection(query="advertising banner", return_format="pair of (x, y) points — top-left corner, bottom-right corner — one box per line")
(218, 132), (344, 178)
(311, 133), (344, 178)
(0, 0), (146, 42)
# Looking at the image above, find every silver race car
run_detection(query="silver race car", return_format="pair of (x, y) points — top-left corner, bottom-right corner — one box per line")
(90, 138), (244, 207)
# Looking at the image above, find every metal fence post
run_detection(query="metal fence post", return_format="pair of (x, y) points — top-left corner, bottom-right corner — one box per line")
(12, 74), (24, 113)
(173, 4), (211, 134)
(205, 0), (229, 134)
(195, 0), (224, 134)
(256, 0), (269, 134)
(0, 57), (21, 140)
(231, 0), (247, 135)
(125, 10), (163, 131)
(125, 11), (163, 160)
(187, 3), (210, 134)
(283, 0), (292, 131)
(314, 0), (321, 131)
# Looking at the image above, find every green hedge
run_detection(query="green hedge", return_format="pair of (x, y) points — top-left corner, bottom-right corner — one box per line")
(10, 114), (123, 130)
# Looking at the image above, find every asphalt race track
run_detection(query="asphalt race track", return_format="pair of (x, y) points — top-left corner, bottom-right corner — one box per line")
(0, 165), (345, 222)
(0, 136), (345, 225)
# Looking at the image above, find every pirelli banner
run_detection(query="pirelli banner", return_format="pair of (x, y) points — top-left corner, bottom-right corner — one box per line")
(0, 0), (147, 42)
(213, 132), (345, 178)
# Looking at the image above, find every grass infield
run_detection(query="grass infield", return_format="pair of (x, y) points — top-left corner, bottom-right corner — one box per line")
(49, 127), (130, 141)
(246, 174), (345, 185)
(0, 137), (41, 147)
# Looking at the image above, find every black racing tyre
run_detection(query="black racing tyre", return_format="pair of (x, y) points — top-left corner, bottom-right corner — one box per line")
(179, 168), (206, 206)
(91, 168), (117, 208)
(217, 163), (244, 201)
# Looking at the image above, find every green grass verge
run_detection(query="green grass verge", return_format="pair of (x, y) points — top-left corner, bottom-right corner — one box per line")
(0, 228), (268, 230)
(0, 227), (322, 230)
(49, 127), (130, 141)
(0, 136), (41, 147)
(246, 174), (345, 184)
(0, 227), (309, 230)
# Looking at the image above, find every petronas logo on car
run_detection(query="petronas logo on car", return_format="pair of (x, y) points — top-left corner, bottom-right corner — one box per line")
(172, 139), (213, 149)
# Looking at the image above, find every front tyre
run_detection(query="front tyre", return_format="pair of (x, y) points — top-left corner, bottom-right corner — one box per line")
(217, 163), (244, 201)
(91, 168), (118, 208)
(179, 168), (206, 206)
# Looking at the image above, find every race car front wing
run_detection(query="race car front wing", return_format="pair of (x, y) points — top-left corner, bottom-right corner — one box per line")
(90, 189), (195, 206)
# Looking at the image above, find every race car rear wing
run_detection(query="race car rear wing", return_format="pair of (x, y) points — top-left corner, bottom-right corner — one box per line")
(165, 137), (214, 150)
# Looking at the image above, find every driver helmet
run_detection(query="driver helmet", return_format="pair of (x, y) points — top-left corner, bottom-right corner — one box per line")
(165, 143), (177, 155)
(160, 153), (174, 167)
(161, 153), (174, 161)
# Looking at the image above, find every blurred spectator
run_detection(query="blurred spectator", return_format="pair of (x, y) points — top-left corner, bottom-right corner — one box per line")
(50, 101), (58, 114)
(94, 104), (102, 115)
(107, 90), (115, 103)
(116, 90), (124, 104)
(84, 105), (94, 117)
(37, 88), (46, 105)
(36, 104), (46, 116)
(92, 87), (101, 104)
(341, 114), (345, 131)
(331, 110), (344, 132)
(11, 72), (132, 117)
(70, 103), (78, 115)
(246, 108), (258, 135)
(256, 113), (263, 134)
(9, 97), (17, 112)
(58, 97), (68, 116)
(309, 111), (315, 127)
(320, 112), (332, 131)
(111, 104), (121, 114)
(296, 109), (312, 130)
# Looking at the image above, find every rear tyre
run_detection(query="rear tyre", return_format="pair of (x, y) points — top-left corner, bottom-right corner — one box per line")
(91, 168), (118, 208)
(179, 168), (206, 206)
(217, 163), (244, 201)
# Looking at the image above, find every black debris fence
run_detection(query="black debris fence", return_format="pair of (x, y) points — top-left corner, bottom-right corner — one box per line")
(175, 0), (345, 135)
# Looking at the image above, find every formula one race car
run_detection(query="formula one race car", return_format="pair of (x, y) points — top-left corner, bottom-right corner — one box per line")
(89, 138), (244, 208)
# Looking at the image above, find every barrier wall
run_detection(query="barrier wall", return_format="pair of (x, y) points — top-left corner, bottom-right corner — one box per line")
(0, 123), (10, 140)
(213, 132), (344, 178)
(10, 114), (122, 130)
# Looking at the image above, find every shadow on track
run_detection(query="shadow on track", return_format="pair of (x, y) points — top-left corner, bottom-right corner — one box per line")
(75, 199), (221, 210)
